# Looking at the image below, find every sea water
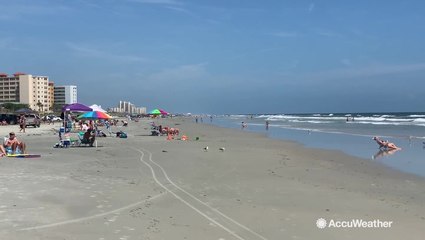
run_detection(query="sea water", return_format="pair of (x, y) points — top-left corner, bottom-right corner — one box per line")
(209, 112), (425, 178)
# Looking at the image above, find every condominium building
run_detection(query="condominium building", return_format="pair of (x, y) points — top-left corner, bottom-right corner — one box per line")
(0, 72), (53, 112)
(54, 85), (78, 106)
(109, 101), (146, 114)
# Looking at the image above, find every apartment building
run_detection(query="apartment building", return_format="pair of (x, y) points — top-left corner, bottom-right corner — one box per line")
(0, 72), (53, 112)
(54, 85), (77, 105)
(109, 101), (146, 114)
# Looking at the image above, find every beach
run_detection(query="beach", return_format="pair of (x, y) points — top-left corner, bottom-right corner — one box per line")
(0, 118), (424, 240)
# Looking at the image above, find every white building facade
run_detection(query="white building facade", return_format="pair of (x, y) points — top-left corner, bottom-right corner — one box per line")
(54, 85), (77, 106)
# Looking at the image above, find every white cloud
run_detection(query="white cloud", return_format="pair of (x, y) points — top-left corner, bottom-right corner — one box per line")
(146, 63), (208, 84)
(341, 58), (352, 66)
(66, 43), (147, 63)
(308, 3), (315, 13)
(165, 6), (190, 13)
(315, 29), (343, 38)
(127, 0), (182, 5)
(0, 38), (22, 51)
(270, 31), (298, 38)
(0, 2), (71, 19)
(294, 62), (425, 84)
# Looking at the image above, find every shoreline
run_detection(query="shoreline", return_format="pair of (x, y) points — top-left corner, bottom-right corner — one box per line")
(0, 118), (424, 239)
(209, 117), (425, 178)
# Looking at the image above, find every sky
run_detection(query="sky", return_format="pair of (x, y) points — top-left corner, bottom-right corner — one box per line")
(1, 0), (425, 114)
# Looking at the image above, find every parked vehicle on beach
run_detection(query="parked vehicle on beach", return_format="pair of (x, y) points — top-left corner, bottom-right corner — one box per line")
(42, 115), (62, 122)
(0, 113), (19, 125)
(25, 114), (41, 127)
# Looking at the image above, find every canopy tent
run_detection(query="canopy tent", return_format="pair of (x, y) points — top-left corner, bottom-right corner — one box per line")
(149, 108), (169, 115)
(15, 108), (36, 114)
(149, 109), (161, 115)
(159, 109), (169, 115)
(62, 103), (92, 112)
(89, 104), (107, 113)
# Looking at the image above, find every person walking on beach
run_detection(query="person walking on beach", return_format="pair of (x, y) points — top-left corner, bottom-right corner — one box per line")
(266, 120), (269, 130)
(241, 121), (247, 130)
(105, 120), (112, 136)
(19, 114), (26, 133)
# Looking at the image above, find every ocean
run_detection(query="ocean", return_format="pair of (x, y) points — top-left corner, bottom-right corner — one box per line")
(208, 112), (425, 178)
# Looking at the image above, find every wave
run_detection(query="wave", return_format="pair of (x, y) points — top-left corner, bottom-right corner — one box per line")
(412, 118), (425, 123)
(289, 120), (333, 124)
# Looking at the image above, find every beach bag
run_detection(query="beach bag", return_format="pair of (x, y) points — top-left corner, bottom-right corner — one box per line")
(119, 131), (127, 138)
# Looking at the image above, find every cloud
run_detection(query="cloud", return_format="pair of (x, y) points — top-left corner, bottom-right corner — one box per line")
(126, 0), (182, 5)
(0, 38), (11, 48)
(66, 43), (147, 63)
(341, 58), (352, 66)
(146, 63), (208, 85)
(165, 6), (191, 13)
(0, 2), (71, 20)
(315, 29), (343, 38)
(0, 37), (22, 51)
(308, 3), (315, 13)
(270, 31), (298, 38)
(293, 62), (425, 84)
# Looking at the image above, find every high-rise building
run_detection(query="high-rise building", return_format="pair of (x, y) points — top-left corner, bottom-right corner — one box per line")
(109, 101), (146, 114)
(0, 72), (54, 112)
(54, 85), (78, 106)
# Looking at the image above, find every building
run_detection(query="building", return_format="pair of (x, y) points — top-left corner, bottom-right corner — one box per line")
(54, 85), (78, 106)
(109, 101), (146, 114)
(0, 72), (54, 112)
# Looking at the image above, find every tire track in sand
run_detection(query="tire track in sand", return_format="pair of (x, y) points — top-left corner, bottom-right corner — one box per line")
(134, 147), (268, 240)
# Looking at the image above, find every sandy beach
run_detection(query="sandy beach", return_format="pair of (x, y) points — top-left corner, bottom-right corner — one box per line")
(0, 118), (424, 240)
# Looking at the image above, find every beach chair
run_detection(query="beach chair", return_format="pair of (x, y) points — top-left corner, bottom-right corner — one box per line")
(77, 132), (97, 147)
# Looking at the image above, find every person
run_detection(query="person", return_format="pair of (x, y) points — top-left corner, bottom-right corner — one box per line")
(19, 114), (26, 133)
(0, 144), (7, 157)
(241, 121), (247, 130)
(4, 132), (26, 154)
(83, 129), (96, 147)
(105, 120), (112, 136)
(372, 137), (400, 150)
(265, 120), (269, 130)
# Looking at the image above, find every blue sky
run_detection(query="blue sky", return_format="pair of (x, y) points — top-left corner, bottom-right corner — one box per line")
(1, 0), (425, 114)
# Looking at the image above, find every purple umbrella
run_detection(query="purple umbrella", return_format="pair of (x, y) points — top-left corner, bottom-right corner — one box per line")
(62, 103), (93, 112)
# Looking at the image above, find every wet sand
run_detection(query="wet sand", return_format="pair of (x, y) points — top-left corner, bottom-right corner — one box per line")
(0, 118), (424, 239)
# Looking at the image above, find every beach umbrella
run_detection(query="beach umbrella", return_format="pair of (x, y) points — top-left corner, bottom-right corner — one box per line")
(77, 111), (112, 120)
(62, 103), (92, 112)
(149, 109), (162, 115)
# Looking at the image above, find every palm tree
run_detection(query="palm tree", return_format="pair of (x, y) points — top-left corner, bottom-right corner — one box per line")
(37, 101), (43, 112)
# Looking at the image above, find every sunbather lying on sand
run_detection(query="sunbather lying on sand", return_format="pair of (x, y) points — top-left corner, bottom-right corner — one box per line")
(372, 136), (400, 150)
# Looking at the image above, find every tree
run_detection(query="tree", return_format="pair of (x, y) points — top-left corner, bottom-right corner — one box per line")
(1, 102), (30, 112)
(37, 101), (43, 112)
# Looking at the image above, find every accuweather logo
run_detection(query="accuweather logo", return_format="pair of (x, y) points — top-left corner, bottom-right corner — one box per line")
(316, 218), (393, 229)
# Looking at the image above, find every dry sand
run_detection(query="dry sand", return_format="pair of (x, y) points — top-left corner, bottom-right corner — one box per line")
(0, 118), (424, 240)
